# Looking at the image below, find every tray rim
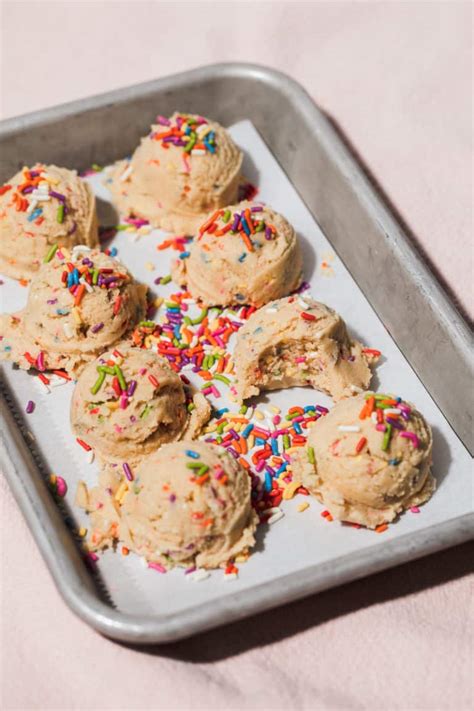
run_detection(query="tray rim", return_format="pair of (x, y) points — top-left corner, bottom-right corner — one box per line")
(1, 62), (473, 644)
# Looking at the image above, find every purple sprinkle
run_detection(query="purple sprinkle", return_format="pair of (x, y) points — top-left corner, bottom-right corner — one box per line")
(386, 417), (404, 430)
(231, 213), (241, 231)
(157, 115), (171, 126)
(47, 298), (58, 305)
(265, 226), (272, 240)
(123, 462), (133, 481)
(227, 447), (239, 459)
(49, 190), (66, 203)
(26, 400), (35, 414)
(67, 221), (77, 236)
(316, 405), (329, 414)
(127, 380), (137, 396)
(251, 206), (263, 212)
(169, 494), (176, 503)
(91, 322), (104, 333)
(184, 566), (197, 575)
(22, 185), (34, 195)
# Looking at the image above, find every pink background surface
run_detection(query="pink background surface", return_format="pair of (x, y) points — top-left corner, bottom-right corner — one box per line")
(0, 2), (472, 710)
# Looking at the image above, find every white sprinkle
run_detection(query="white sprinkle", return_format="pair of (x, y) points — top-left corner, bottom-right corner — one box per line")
(188, 569), (210, 582)
(350, 385), (364, 394)
(371, 412), (378, 424)
(63, 323), (74, 339)
(26, 198), (38, 214)
(86, 450), (95, 465)
(119, 164), (133, 182)
(338, 425), (361, 432)
(191, 148), (206, 156)
(140, 557), (148, 568)
(384, 408), (401, 415)
(72, 245), (92, 259)
(265, 307), (278, 313)
(268, 510), (285, 525)
(31, 191), (51, 201)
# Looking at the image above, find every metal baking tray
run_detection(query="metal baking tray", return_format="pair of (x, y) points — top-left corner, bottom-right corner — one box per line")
(1, 63), (472, 644)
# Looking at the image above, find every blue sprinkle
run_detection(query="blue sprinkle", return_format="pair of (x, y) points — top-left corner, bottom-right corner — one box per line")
(27, 208), (42, 222)
(167, 306), (180, 313)
(215, 407), (229, 418)
(185, 450), (200, 459)
(389, 458), (401, 466)
(4, 346), (11, 351)
(255, 437), (265, 446)
(179, 251), (190, 260)
(271, 437), (279, 456)
(242, 423), (254, 438)
(241, 216), (251, 236)
(238, 253), (247, 262)
(275, 463), (288, 477)
(293, 422), (302, 435)
(56, 308), (69, 315)
(109, 247), (118, 257)
(304, 405), (316, 413)
(253, 327), (263, 335)
(264, 471), (272, 492)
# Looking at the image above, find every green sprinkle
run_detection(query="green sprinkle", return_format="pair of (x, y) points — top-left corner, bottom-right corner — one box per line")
(187, 402), (195, 412)
(116, 224), (129, 232)
(57, 205), (65, 224)
(307, 446), (315, 464)
(140, 405), (151, 419)
(98, 365), (115, 375)
(255, 221), (265, 232)
(183, 316), (192, 326)
(213, 374), (230, 386)
(90, 371), (106, 395)
(382, 424), (392, 451)
(222, 209), (231, 223)
(92, 269), (99, 285)
(191, 308), (208, 325)
(44, 244), (58, 263)
(285, 411), (301, 420)
(283, 434), (290, 450)
(216, 423), (225, 434)
(160, 275), (172, 285)
(139, 320), (156, 328)
(186, 462), (209, 474)
(92, 163), (103, 172)
(114, 365), (127, 391)
(239, 405), (248, 415)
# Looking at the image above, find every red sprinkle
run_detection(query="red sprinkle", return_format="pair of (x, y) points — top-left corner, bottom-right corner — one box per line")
(355, 436), (367, 453)
(148, 374), (159, 388)
(76, 438), (92, 451)
(301, 312), (317, 322)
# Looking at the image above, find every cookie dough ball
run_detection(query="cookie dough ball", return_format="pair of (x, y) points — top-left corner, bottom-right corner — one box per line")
(0, 164), (98, 280)
(234, 295), (379, 402)
(292, 394), (434, 528)
(71, 346), (210, 463)
(0, 248), (146, 375)
(171, 202), (303, 307)
(109, 113), (243, 235)
(77, 440), (258, 570)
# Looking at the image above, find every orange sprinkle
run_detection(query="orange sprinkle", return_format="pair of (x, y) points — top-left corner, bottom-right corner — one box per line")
(218, 475), (229, 485)
(74, 283), (86, 306)
(121, 546), (129, 556)
(238, 457), (250, 470)
(375, 524), (388, 533)
(19, 278), (29, 287)
(244, 209), (255, 234)
(195, 474), (210, 485)
(241, 232), (254, 252)
(200, 518), (214, 527)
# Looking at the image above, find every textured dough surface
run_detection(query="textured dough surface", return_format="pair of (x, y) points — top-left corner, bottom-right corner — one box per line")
(291, 393), (434, 528)
(76, 440), (258, 570)
(0, 164), (98, 280)
(70, 346), (210, 463)
(0, 248), (146, 375)
(171, 201), (303, 307)
(233, 295), (378, 402)
(109, 113), (243, 235)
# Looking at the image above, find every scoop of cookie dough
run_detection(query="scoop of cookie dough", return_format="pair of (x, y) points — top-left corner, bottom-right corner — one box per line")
(0, 247), (146, 375)
(291, 393), (434, 528)
(0, 164), (98, 280)
(171, 202), (303, 307)
(109, 113), (243, 235)
(233, 295), (378, 402)
(76, 440), (258, 570)
(71, 346), (210, 463)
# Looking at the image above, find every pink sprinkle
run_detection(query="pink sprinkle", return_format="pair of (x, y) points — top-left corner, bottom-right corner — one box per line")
(87, 552), (99, 563)
(182, 154), (190, 174)
(114, 425), (123, 433)
(25, 400), (35, 414)
(410, 506), (420, 513)
(376, 424), (386, 432)
(255, 459), (266, 473)
(55, 476), (67, 498)
(119, 396), (128, 409)
(295, 357), (306, 363)
(400, 431), (420, 448)
(211, 385), (221, 398)
(214, 467), (225, 480)
(148, 562), (166, 573)
(202, 386), (212, 395)
(139, 368), (147, 376)
(36, 351), (45, 371)
(273, 415), (281, 425)
(184, 566), (197, 575)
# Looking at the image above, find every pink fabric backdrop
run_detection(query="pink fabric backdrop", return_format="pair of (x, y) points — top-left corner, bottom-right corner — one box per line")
(0, 2), (472, 709)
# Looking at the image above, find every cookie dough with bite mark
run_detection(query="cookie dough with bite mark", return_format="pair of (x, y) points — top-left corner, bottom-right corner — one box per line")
(233, 295), (379, 402)
(291, 393), (434, 528)
(0, 248), (146, 376)
(171, 201), (303, 307)
(0, 164), (98, 280)
(109, 113), (243, 235)
(76, 440), (258, 570)
(71, 346), (210, 464)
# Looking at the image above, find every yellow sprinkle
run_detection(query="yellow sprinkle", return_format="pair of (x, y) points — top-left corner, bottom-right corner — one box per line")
(254, 410), (264, 420)
(72, 307), (82, 325)
(269, 405), (281, 414)
(78, 527), (87, 537)
(297, 502), (310, 512)
(283, 481), (302, 500)
(247, 434), (255, 449)
(60, 247), (71, 259)
(286, 445), (304, 453)
(144, 262), (154, 271)
(138, 226), (151, 235)
(49, 474), (57, 485)
(126, 226), (135, 233)
(234, 552), (249, 563)
(115, 481), (129, 503)
(106, 401), (120, 411)
(144, 335), (153, 348)
(154, 297), (163, 308)
(224, 358), (234, 374)
(223, 423), (232, 432)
